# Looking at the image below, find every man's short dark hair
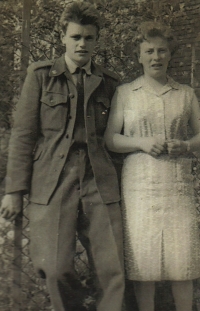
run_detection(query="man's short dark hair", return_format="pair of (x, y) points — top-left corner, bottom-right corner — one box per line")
(60, 1), (101, 36)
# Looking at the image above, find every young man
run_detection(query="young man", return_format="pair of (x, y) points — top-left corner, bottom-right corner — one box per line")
(0, 2), (124, 311)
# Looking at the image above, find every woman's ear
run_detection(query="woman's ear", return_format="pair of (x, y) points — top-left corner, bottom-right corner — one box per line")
(138, 53), (142, 64)
(167, 50), (172, 64)
(136, 45), (141, 64)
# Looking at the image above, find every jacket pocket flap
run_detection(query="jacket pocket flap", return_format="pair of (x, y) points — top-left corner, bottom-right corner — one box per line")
(41, 92), (68, 107)
(95, 96), (110, 108)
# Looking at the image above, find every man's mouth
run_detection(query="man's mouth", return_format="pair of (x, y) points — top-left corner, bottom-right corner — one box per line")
(76, 50), (88, 54)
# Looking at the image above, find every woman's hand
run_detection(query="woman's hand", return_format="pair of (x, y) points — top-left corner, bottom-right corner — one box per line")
(139, 137), (165, 157)
(167, 139), (188, 156)
(0, 193), (23, 221)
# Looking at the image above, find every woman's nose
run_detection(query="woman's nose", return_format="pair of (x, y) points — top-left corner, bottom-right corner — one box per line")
(153, 51), (160, 60)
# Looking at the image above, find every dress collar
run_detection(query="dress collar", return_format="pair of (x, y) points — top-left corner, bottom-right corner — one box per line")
(131, 75), (180, 95)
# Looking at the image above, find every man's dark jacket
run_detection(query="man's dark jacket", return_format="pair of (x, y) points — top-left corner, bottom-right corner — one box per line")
(6, 55), (120, 205)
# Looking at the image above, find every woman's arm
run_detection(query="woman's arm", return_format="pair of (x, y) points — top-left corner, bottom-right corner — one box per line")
(188, 92), (200, 151)
(104, 92), (137, 153)
(168, 91), (200, 156)
(105, 89), (165, 156)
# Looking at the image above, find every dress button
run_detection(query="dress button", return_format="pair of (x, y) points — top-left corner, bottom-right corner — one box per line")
(52, 70), (57, 75)
(66, 134), (69, 138)
(68, 116), (72, 120)
(69, 93), (74, 99)
(59, 153), (64, 159)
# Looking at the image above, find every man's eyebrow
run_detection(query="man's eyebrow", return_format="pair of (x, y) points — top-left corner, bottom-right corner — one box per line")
(69, 33), (96, 37)
(70, 33), (81, 36)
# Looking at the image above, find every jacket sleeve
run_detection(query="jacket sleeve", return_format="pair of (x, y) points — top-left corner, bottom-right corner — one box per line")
(5, 64), (41, 194)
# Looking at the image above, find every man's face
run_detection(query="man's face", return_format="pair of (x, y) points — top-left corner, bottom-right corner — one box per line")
(61, 22), (98, 67)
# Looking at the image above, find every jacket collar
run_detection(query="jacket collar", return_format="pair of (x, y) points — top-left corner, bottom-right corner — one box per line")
(131, 75), (180, 95)
(49, 54), (67, 77)
(49, 54), (103, 78)
(64, 53), (92, 75)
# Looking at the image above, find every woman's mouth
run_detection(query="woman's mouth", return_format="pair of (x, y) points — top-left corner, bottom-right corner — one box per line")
(152, 63), (162, 68)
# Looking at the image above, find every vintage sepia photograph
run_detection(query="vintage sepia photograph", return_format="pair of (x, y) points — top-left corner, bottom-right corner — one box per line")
(1, 0), (200, 310)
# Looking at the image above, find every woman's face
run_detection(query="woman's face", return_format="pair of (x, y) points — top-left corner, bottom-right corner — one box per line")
(138, 36), (171, 80)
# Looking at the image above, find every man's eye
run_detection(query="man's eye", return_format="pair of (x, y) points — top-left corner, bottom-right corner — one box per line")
(146, 50), (153, 54)
(72, 36), (81, 40)
(86, 36), (94, 41)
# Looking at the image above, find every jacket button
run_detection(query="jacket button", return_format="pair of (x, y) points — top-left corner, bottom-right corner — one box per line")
(59, 153), (64, 159)
(66, 134), (69, 138)
(69, 93), (74, 99)
(68, 116), (72, 120)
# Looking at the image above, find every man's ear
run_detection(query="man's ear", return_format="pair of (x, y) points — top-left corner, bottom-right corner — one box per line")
(60, 30), (66, 44)
(169, 52), (172, 62)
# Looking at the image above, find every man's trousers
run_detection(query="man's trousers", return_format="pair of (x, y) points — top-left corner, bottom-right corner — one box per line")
(28, 146), (124, 311)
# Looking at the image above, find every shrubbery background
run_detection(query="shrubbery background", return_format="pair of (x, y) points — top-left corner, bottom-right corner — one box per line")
(1, 0), (200, 128)
(1, 0), (200, 310)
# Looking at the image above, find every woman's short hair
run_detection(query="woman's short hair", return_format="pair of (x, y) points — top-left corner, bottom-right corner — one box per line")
(134, 21), (178, 55)
(60, 1), (101, 37)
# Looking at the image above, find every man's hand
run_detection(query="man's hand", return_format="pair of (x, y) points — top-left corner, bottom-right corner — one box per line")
(0, 193), (23, 221)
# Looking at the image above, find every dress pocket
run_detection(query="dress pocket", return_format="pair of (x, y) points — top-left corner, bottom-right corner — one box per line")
(175, 157), (193, 183)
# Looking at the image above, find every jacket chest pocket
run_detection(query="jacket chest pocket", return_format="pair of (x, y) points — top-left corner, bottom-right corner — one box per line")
(40, 92), (68, 131)
(94, 96), (110, 134)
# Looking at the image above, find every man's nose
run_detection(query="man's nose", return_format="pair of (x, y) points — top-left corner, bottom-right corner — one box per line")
(79, 38), (86, 47)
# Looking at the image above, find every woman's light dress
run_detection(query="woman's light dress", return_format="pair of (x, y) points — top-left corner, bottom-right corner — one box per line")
(114, 76), (200, 281)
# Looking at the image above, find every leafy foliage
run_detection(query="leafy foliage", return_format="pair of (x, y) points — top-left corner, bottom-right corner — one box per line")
(1, 0), (200, 129)
(28, 0), (195, 82)
(0, 1), (22, 128)
(1, 1), (200, 310)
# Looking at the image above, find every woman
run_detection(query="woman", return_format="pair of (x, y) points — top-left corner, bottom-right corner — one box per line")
(105, 21), (200, 311)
